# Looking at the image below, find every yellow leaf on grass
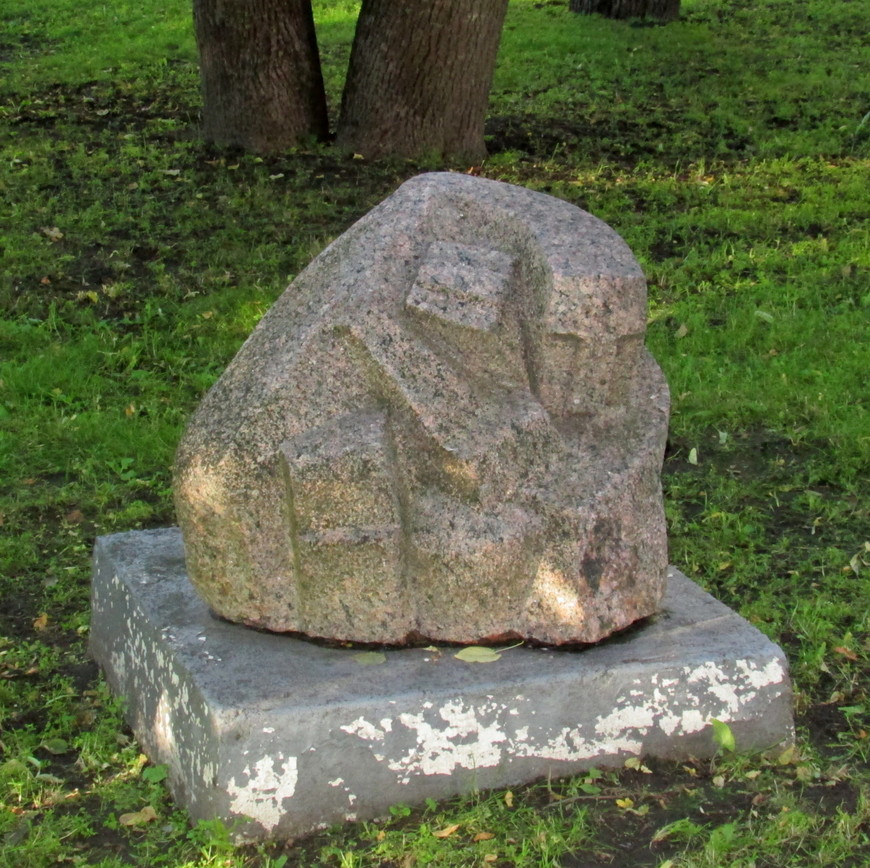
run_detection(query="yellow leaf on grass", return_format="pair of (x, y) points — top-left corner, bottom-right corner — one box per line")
(473, 832), (495, 841)
(432, 823), (460, 838)
(504, 791), (514, 807)
(615, 798), (634, 809)
(777, 745), (799, 765)
(119, 805), (158, 826)
(33, 613), (49, 631)
(624, 756), (652, 774)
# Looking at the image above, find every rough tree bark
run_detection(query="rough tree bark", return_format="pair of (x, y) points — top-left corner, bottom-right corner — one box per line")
(569, 0), (680, 22)
(336, 0), (510, 161)
(193, 0), (328, 152)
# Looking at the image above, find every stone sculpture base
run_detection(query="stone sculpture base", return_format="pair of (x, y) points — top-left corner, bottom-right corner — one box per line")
(90, 528), (794, 842)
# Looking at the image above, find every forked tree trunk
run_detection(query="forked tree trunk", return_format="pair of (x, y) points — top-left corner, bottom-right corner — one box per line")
(336, 0), (509, 161)
(569, 0), (680, 22)
(194, 0), (329, 152)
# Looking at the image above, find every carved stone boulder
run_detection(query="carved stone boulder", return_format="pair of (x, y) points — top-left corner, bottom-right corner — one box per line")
(173, 173), (670, 645)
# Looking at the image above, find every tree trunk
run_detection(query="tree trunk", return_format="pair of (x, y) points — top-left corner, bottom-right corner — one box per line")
(569, 0), (680, 22)
(336, 0), (509, 162)
(194, 0), (329, 152)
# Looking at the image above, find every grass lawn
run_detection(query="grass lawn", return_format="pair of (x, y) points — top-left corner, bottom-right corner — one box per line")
(1, 0), (868, 865)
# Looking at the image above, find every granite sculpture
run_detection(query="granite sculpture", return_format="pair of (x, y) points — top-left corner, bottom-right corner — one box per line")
(173, 172), (670, 644)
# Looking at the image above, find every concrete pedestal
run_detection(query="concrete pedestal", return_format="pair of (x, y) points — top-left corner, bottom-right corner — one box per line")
(90, 528), (793, 841)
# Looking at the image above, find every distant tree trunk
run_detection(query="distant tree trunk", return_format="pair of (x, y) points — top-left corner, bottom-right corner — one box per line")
(336, 0), (509, 162)
(194, 0), (329, 152)
(569, 0), (680, 22)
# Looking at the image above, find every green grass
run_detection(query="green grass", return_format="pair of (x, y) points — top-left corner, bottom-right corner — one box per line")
(1, 0), (868, 865)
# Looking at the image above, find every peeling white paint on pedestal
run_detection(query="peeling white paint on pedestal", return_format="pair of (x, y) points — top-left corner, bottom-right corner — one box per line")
(227, 755), (299, 833)
(338, 655), (790, 785)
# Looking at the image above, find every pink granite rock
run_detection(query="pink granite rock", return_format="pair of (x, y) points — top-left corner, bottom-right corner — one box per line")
(174, 173), (670, 645)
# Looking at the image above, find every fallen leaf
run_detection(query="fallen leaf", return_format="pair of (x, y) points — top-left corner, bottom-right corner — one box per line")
(624, 756), (652, 774)
(432, 823), (460, 838)
(504, 790), (514, 807)
(454, 641), (523, 664)
(833, 646), (858, 661)
(777, 745), (799, 765)
(41, 738), (70, 755)
(41, 226), (64, 242)
(119, 805), (158, 826)
(687, 447), (699, 465)
(64, 509), (84, 524)
(615, 797), (634, 809)
(675, 323), (689, 338)
(353, 651), (386, 666)
(33, 613), (49, 631)
(473, 832), (495, 842)
(712, 775), (725, 788)
(483, 855), (498, 863)
(454, 646), (502, 663)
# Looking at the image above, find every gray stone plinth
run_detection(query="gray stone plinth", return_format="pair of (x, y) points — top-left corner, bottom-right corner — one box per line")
(90, 528), (794, 841)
